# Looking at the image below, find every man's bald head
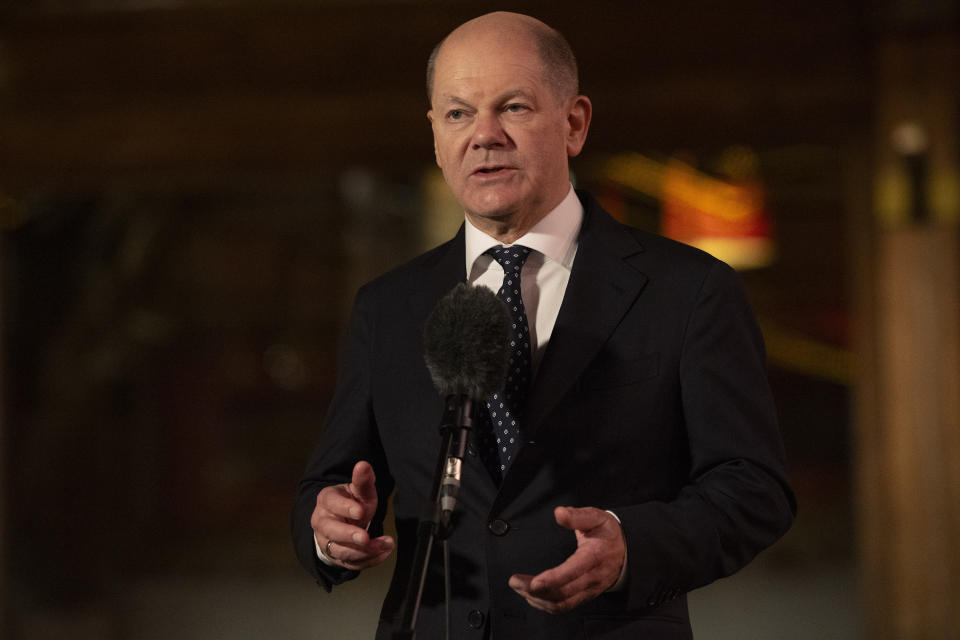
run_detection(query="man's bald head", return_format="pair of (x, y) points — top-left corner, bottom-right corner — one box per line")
(426, 12), (579, 105)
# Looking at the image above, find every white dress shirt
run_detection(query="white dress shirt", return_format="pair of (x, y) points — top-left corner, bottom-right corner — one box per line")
(464, 185), (582, 373)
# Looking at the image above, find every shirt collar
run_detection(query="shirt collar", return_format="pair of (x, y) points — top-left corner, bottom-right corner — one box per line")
(464, 185), (582, 278)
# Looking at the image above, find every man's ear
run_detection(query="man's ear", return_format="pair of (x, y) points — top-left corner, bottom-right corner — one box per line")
(565, 95), (592, 158)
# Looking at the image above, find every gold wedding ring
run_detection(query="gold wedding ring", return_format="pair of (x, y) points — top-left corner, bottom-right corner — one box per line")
(325, 539), (335, 558)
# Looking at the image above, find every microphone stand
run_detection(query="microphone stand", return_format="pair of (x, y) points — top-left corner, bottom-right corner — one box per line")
(392, 394), (475, 640)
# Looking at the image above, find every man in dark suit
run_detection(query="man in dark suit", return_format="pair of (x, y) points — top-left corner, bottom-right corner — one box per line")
(293, 11), (795, 639)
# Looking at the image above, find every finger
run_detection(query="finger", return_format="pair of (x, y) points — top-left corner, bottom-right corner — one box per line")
(508, 573), (533, 592)
(319, 517), (373, 547)
(518, 592), (561, 613)
(339, 546), (394, 571)
(532, 567), (608, 602)
(317, 485), (366, 522)
(328, 535), (394, 559)
(554, 505), (608, 532)
(510, 574), (585, 614)
(508, 575), (556, 611)
(512, 570), (605, 613)
(528, 588), (591, 614)
(328, 536), (394, 570)
(349, 460), (378, 507)
(528, 546), (598, 592)
(352, 546), (395, 570)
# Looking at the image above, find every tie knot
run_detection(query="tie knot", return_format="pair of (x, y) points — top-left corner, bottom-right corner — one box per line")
(486, 245), (532, 273)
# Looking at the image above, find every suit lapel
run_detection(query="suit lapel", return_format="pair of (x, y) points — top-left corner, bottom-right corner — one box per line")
(407, 224), (468, 314)
(521, 194), (649, 441)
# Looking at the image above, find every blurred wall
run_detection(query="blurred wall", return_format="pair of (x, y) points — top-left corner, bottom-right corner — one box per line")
(0, 1), (956, 638)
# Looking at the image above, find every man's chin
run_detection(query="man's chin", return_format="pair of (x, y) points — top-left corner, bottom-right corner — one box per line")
(464, 205), (520, 228)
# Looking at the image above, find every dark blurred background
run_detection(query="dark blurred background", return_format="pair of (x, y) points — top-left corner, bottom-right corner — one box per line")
(1, 1), (957, 638)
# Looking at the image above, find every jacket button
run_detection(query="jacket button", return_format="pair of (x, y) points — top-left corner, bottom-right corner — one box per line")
(488, 519), (510, 536)
(467, 609), (485, 629)
(466, 443), (478, 457)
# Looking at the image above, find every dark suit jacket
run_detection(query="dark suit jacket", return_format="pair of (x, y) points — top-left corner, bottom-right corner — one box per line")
(293, 191), (795, 640)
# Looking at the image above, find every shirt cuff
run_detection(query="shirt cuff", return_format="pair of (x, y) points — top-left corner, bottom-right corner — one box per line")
(605, 510), (628, 592)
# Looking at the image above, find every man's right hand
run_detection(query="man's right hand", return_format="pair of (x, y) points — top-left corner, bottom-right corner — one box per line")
(311, 460), (395, 571)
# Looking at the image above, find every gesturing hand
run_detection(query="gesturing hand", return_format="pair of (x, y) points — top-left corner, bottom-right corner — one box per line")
(508, 506), (626, 614)
(311, 460), (395, 571)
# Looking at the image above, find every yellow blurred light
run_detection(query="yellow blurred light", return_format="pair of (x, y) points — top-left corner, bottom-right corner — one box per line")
(603, 149), (776, 269)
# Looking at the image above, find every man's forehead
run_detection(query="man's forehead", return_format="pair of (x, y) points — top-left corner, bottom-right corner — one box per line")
(433, 45), (544, 91)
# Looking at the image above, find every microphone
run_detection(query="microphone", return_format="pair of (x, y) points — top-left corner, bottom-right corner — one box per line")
(423, 283), (510, 525)
(423, 282), (511, 399)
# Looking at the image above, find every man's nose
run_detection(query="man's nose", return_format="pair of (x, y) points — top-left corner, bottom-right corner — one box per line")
(471, 112), (507, 148)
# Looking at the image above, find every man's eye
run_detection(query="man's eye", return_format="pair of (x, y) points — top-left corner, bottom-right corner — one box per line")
(505, 104), (528, 113)
(448, 110), (464, 120)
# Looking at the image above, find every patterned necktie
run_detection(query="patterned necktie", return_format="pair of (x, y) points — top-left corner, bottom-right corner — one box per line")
(477, 245), (533, 482)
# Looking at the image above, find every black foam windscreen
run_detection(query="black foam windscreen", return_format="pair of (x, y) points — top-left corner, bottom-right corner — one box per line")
(423, 283), (511, 399)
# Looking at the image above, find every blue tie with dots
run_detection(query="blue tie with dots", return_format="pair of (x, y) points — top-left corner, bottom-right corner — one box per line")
(478, 245), (533, 482)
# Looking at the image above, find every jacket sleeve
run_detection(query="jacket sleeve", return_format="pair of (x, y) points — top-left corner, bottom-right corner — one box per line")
(613, 260), (796, 609)
(291, 285), (395, 591)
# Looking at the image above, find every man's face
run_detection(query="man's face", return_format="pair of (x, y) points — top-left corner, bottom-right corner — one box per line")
(427, 30), (587, 232)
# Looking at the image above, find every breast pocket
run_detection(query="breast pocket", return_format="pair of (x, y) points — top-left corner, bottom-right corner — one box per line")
(581, 352), (659, 391)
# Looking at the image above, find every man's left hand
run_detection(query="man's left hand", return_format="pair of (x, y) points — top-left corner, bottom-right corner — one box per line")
(508, 506), (626, 614)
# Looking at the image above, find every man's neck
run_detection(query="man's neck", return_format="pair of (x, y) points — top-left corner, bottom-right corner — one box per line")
(464, 186), (572, 245)
(465, 212), (542, 245)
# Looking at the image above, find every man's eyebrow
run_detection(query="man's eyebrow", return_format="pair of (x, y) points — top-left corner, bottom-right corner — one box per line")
(436, 94), (473, 108)
(436, 89), (536, 107)
(498, 89), (535, 103)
